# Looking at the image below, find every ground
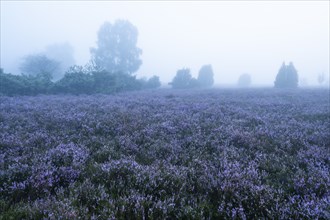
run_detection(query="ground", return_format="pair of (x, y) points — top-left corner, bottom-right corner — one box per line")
(0, 88), (329, 219)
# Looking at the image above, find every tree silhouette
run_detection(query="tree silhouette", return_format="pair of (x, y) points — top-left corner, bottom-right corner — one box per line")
(238, 73), (251, 87)
(90, 20), (142, 74)
(20, 54), (60, 79)
(197, 65), (214, 88)
(274, 62), (298, 88)
(169, 68), (193, 89)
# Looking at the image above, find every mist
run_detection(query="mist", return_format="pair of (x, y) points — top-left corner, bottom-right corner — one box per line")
(1, 1), (329, 86)
(1, 1), (330, 217)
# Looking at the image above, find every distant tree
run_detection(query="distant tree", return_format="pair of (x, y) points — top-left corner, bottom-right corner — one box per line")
(90, 20), (142, 74)
(238, 73), (251, 87)
(197, 65), (214, 88)
(0, 69), (27, 95)
(169, 68), (193, 89)
(20, 54), (60, 80)
(318, 73), (325, 86)
(0, 68), (53, 95)
(144, 75), (161, 89)
(92, 71), (117, 94)
(274, 62), (298, 88)
(114, 72), (143, 92)
(189, 78), (200, 88)
(91, 70), (142, 94)
(53, 65), (94, 94)
(45, 42), (75, 81)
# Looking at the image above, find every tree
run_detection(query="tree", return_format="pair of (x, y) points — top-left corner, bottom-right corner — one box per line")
(169, 68), (193, 89)
(53, 66), (94, 94)
(0, 68), (30, 95)
(238, 73), (251, 87)
(274, 62), (298, 88)
(197, 65), (214, 88)
(90, 20), (142, 74)
(92, 71), (117, 94)
(20, 54), (60, 79)
(145, 76), (161, 89)
(45, 42), (75, 81)
(318, 73), (324, 85)
(0, 68), (54, 95)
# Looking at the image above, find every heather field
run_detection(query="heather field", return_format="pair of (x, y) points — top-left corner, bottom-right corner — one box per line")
(0, 88), (329, 219)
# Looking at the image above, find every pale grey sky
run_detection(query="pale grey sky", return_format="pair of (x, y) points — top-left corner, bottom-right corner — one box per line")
(1, 1), (329, 85)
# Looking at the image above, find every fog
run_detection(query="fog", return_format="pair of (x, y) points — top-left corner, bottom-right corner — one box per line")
(1, 1), (329, 86)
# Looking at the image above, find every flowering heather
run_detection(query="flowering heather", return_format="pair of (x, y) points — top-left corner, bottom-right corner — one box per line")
(0, 88), (329, 219)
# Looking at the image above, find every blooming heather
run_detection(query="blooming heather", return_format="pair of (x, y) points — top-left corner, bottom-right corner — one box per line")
(0, 88), (329, 219)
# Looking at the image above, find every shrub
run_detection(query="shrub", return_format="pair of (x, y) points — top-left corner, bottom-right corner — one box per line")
(238, 73), (252, 87)
(145, 75), (161, 89)
(274, 62), (298, 88)
(54, 66), (94, 94)
(0, 69), (53, 95)
(197, 64), (214, 88)
(169, 68), (194, 89)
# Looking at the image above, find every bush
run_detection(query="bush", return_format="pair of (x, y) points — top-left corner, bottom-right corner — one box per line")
(0, 70), (30, 95)
(169, 65), (214, 89)
(274, 62), (298, 88)
(91, 70), (145, 94)
(145, 75), (161, 89)
(0, 66), (161, 96)
(238, 73), (252, 87)
(111, 72), (143, 92)
(197, 65), (214, 88)
(28, 72), (54, 94)
(0, 69), (53, 96)
(54, 66), (94, 94)
(19, 54), (60, 78)
(169, 68), (194, 89)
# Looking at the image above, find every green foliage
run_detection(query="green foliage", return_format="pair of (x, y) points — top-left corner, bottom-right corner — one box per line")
(112, 72), (143, 92)
(45, 43), (75, 81)
(0, 19), (166, 96)
(53, 66), (94, 94)
(19, 54), (60, 78)
(140, 75), (162, 89)
(169, 68), (194, 89)
(147, 75), (161, 89)
(91, 70), (117, 94)
(92, 71), (142, 93)
(90, 20), (142, 74)
(188, 77), (200, 88)
(170, 65), (214, 89)
(28, 72), (54, 94)
(197, 65), (214, 88)
(0, 69), (53, 95)
(274, 62), (299, 88)
(0, 69), (31, 95)
(1, 67), (161, 96)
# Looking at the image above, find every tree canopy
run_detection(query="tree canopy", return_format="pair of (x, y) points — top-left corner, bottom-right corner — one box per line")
(318, 73), (324, 85)
(19, 54), (60, 79)
(169, 68), (193, 89)
(169, 65), (215, 89)
(90, 20), (142, 74)
(45, 42), (75, 81)
(197, 65), (214, 88)
(238, 73), (252, 87)
(274, 62), (298, 88)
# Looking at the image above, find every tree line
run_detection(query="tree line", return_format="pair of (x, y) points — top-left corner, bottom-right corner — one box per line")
(0, 19), (309, 96)
(0, 20), (160, 96)
(0, 67), (161, 96)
